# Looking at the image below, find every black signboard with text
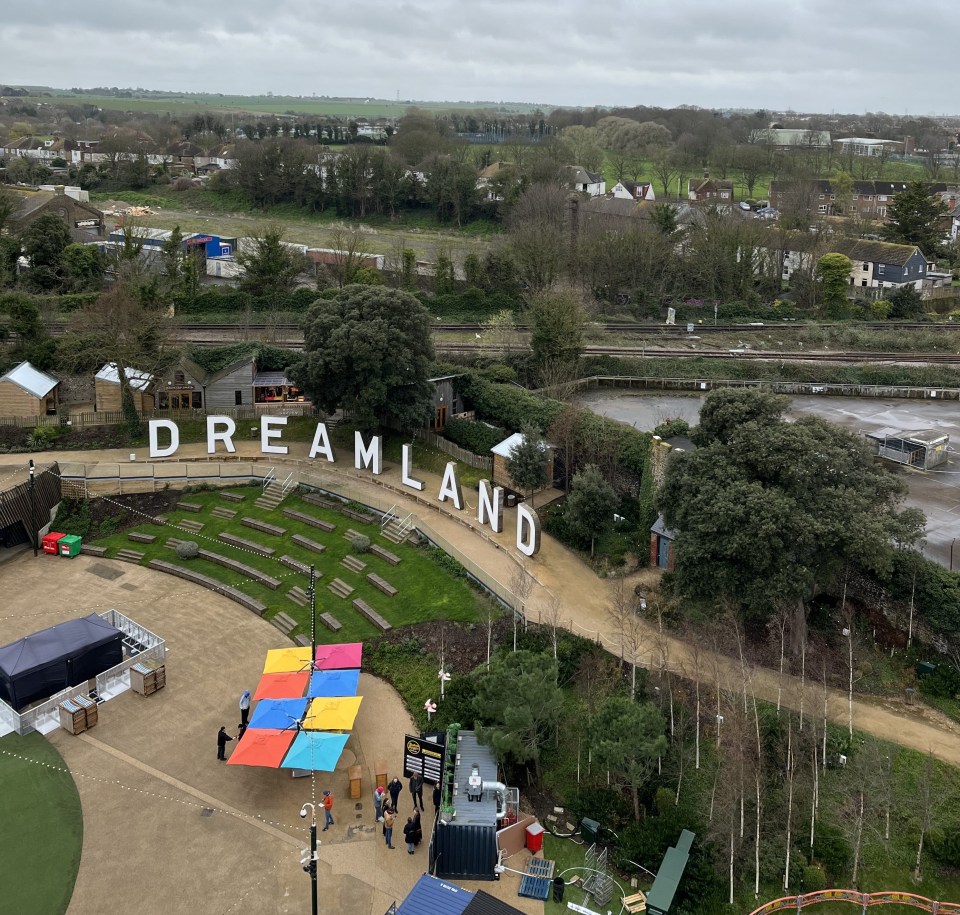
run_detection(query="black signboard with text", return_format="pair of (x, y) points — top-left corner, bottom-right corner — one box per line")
(403, 734), (445, 784)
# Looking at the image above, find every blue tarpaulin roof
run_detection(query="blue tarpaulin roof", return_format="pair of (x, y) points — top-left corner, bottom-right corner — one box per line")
(281, 732), (350, 771)
(396, 875), (475, 915)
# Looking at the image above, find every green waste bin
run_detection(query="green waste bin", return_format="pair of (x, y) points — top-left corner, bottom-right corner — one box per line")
(59, 535), (82, 557)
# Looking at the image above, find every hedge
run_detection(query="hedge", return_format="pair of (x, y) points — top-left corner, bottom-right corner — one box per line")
(442, 418), (506, 455)
(173, 287), (321, 315)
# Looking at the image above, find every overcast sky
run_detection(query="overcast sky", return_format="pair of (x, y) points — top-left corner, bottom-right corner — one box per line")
(1, 0), (953, 114)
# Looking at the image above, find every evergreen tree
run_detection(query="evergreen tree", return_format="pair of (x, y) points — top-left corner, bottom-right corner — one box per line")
(882, 181), (946, 256)
(506, 424), (551, 506)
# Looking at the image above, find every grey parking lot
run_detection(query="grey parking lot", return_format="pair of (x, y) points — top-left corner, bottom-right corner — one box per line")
(577, 391), (960, 568)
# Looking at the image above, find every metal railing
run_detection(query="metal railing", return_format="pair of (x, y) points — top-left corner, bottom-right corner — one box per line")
(0, 609), (165, 736)
(381, 504), (399, 530)
(261, 467), (277, 490)
(279, 470), (297, 497)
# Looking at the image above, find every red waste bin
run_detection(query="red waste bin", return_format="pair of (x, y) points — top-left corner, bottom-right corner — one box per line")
(42, 532), (66, 555)
(526, 822), (545, 853)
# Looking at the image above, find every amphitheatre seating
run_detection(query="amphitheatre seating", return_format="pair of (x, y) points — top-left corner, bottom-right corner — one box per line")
(342, 528), (362, 543)
(279, 555), (312, 575)
(212, 507), (237, 521)
(328, 578), (354, 599)
(165, 538), (185, 550)
(291, 534), (326, 555)
(320, 612), (343, 632)
(367, 573), (398, 597)
(178, 501), (203, 513)
(369, 544), (401, 565)
(128, 532), (156, 545)
(282, 508), (335, 532)
(241, 517), (287, 537)
(220, 492), (246, 503)
(80, 544), (108, 557)
(217, 532), (275, 556)
(303, 492), (341, 510)
(115, 548), (144, 564)
(294, 634), (311, 647)
(271, 612), (297, 636)
(196, 549), (282, 589)
(352, 598), (392, 632)
(342, 506), (376, 524)
(178, 519), (204, 533)
(341, 555), (367, 574)
(287, 586), (310, 607)
(147, 559), (267, 616)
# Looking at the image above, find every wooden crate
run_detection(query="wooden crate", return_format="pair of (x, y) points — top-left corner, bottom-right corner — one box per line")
(59, 699), (86, 735)
(74, 694), (98, 728)
(130, 661), (166, 696)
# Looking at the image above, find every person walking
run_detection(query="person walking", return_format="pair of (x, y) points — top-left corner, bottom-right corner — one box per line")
(322, 790), (334, 830)
(403, 817), (416, 854)
(216, 726), (232, 760)
(373, 785), (386, 822)
(239, 690), (251, 726)
(388, 777), (403, 812)
(383, 805), (396, 849)
(432, 783), (442, 815)
(409, 772), (424, 812)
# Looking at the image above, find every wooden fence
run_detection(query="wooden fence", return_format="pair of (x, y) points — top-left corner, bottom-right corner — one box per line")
(415, 429), (492, 471)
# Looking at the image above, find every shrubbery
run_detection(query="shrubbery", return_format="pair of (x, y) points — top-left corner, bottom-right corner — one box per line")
(176, 541), (200, 559)
(442, 418), (505, 455)
(350, 534), (371, 553)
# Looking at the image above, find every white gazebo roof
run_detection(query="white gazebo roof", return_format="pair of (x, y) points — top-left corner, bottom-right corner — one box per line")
(0, 361), (58, 398)
(491, 432), (553, 458)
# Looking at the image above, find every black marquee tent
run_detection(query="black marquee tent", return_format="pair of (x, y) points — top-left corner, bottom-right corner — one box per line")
(0, 614), (123, 712)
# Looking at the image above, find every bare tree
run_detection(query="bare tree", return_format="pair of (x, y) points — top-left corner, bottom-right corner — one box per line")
(510, 562), (535, 653)
(324, 223), (371, 288)
(783, 717), (796, 891)
(540, 593), (564, 660)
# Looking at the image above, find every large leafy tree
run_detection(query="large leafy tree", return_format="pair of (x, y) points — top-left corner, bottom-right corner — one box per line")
(882, 181), (946, 256)
(473, 650), (564, 781)
(816, 252), (853, 318)
(659, 390), (925, 642)
(529, 284), (586, 373)
(235, 225), (308, 296)
(21, 213), (71, 291)
(292, 285), (435, 432)
(506, 423), (551, 506)
(589, 697), (667, 821)
(564, 463), (617, 555)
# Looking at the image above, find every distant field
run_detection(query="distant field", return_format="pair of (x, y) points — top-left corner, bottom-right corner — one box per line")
(26, 93), (548, 119)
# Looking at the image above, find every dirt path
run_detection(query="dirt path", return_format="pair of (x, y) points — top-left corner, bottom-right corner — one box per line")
(25, 440), (960, 765)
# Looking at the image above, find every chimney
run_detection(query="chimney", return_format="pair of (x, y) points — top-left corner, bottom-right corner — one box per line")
(54, 185), (65, 195)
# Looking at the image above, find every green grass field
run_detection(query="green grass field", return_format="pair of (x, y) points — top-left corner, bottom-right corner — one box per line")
(0, 732), (82, 915)
(25, 92), (545, 119)
(89, 486), (485, 641)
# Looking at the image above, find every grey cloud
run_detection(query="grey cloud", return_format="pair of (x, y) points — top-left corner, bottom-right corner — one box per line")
(1, 0), (955, 112)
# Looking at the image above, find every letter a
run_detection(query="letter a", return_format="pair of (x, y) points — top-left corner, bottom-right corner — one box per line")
(438, 462), (463, 510)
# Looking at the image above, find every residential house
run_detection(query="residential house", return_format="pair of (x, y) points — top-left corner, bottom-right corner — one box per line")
(94, 364), (156, 413)
(476, 161), (514, 201)
(832, 238), (928, 290)
(610, 180), (656, 201)
(7, 186), (105, 241)
(770, 179), (957, 221)
(0, 362), (59, 417)
(564, 166), (606, 197)
(688, 175), (734, 203)
(951, 202), (960, 243)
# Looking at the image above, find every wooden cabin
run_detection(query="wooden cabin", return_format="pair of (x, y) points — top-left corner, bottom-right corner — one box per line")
(0, 362), (59, 417)
(94, 363), (155, 413)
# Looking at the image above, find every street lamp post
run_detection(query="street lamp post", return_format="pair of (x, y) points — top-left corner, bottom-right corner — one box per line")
(300, 802), (319, 915)
(28, 459), (37, 557)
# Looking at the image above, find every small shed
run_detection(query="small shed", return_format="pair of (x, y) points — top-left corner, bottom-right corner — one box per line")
(650, 515), (676, 571)
(0, 614), (123, 711)
(645, 829), (695, 915)
(865, 428), (949, 470)
(0, 361), (59, 417)
(428, 374), (465, 432)
(490, 433), (554, 495)
(94, 363), (156, 413)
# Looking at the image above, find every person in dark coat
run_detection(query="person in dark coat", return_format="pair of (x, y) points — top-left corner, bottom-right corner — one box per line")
(388, 777), (403, 811)
(403, 817), (416, 854)
(217, 726), (232, 760)
(433, 783), (442, 814)
(237, 721), (247, 740)
(409, 772), (424, 812)
(411, 810), (423, 847)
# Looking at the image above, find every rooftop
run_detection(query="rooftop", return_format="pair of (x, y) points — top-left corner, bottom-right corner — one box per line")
(95, 363), (154, 391)
(450, 731), (499, 827)
(0, 361), (59, 399)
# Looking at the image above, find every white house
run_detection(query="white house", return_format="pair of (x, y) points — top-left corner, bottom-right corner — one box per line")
(564, 166), (606, 197)
(610, 180), (656, 201)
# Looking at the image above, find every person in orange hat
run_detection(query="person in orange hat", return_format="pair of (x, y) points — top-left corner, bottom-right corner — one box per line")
(322, 789), (334, 830)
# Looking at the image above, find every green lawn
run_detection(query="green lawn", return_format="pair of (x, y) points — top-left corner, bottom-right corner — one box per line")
(0, 732), (82, 915)
(89, 486), (485, 641)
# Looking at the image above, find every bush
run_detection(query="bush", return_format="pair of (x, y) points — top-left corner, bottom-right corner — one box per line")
(651, 418), (690, 439)
(812, 822), (852, 881)
(802, 864), (827, 891)
(443, 418), (505, 455)
(350, 534), (371, 553)
(176, 541), (199, 559)
(26, 425), (60, 450)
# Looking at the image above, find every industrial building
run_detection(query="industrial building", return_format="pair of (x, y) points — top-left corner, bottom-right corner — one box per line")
(865, 428), (950, 471)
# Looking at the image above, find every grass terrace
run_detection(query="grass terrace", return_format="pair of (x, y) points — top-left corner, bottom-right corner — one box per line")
(87, 485), (486, 642)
